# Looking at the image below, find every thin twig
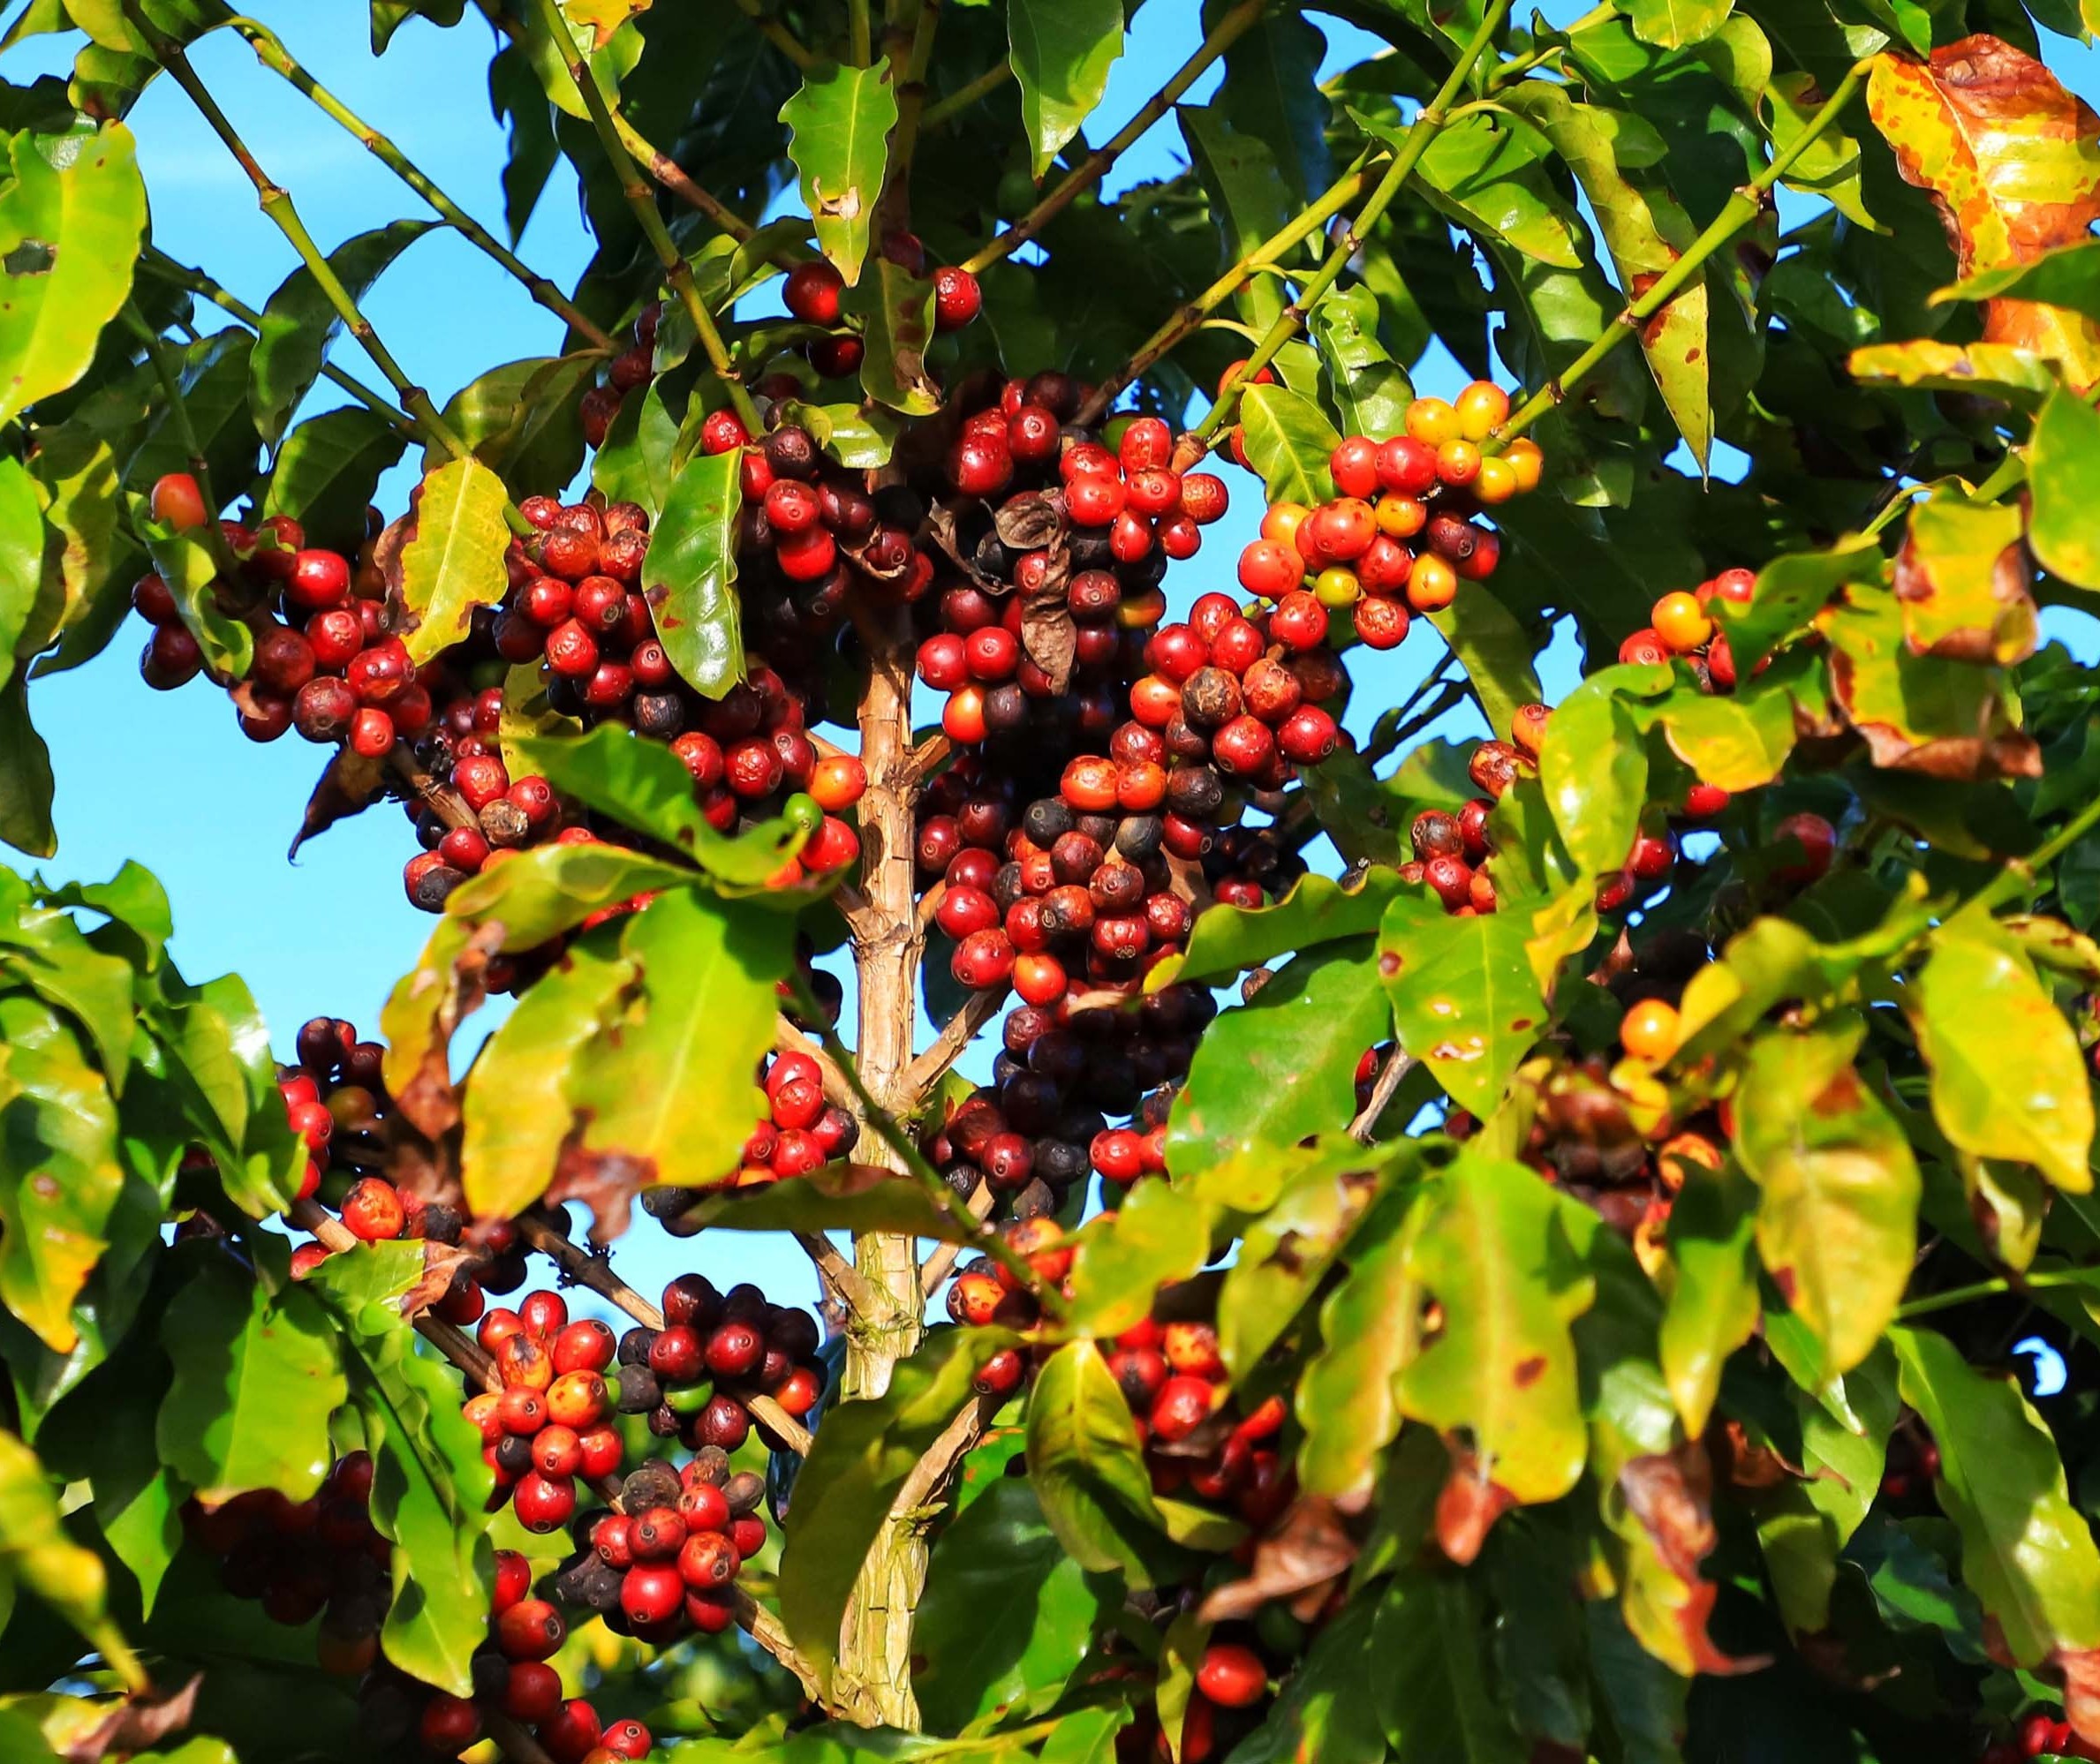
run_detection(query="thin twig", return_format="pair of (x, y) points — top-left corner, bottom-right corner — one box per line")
(962, 0), (1265, 275)
(729, 0), (820, 72)
(785, 977), (1067, 1318)
(1348, 1050), (1414, 1142)
(486, 1713), (562, 1764)
(775, 1013), (858, 1112)
(880, 0), (942, 232)
(918, 1180), (996, 1296)
(794, 1228), (878, 1320)
(140, 248), (417, 437)
(1076, 149), (1376, 428)
(1496, 61), (1871, 447)
(919, 60), (1013, 129)
(893, 1392), (998, 1518)
(1194, 0), (1516, 447)
(122, 304), (242, 582)
(901, 989), (1003, 1110)
(124, 0), (481, 474)
(517, 1206), (819, 1454)
(525, 0), (763, 434)
(228, 15), (613, 349)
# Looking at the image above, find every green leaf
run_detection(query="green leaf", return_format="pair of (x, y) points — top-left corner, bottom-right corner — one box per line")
(432, 353), (593, 492)
(646, 448), (743, 697)
(22, 418), (129, 675)
(845, 260), (938, 416)
(676, 1162), (989, 1240)
(778, 61), (895, 286)
(2028, 383), (2100, 591)
(1767, 69), (1877, 230)
(148, 969), (306, 1218)
(1538, 662), (1666, 880)
(0, 457), (40, 689)
(396, 456), (511, 667)
(460, 934), (631, 1220)
(0, 897), (135, 1084)
(1226, 1596), (1384, 1764)
(1937, 237), (2100, 314)
(156, 1253), (347, 1506)
(1912, 916), (2092, 1192)
(0, 123), (147, 426)
(250, 220), (432, 447)
(140, 517), (249, 679)
(1646, 676), (1800, 791)
(0, 1028), (121, 1353)
(1220, 1136), (1413, 1379)
(1732, 1015), (1921, 1380)
(1628, 0), (1733, 50)
(1586, 1598), (1688, 1764)
(125, 328), (260, 502)
(770, 397), (902, 470)
(1066, 1176), (1214, 1341)
(1378, 890), (1548, 1115)
(1180, 104), (1292, 334)
(1657, 1159), (1758, 1436)
(440, 840), (697, 952)
(1305, 282), (1413, 439)
(590, 380), (677, 516)
(1214, 8), (1331, 214)
(567, 886), (791, 1192)
(508, 725), (807, 885)
(1296, 1186), (1427, 1502)
(1711, 537), (1883, 674)
(1395, 1155), (1597, 1512)
(1427, 589), (1542, 747)
(1008, 0), (1122, 179)
(1158, 867), (1404, 989)
(263, 405), (407, 553)
(85, 1354), (184, 1616)
(1165, 939), (1390, 1181)
(1757, 1353), (1897, 1636)
(1371, 1568), (1526, 1762)
(1845, 1511), (1989, 1663)
(1025, 1339), (1182, 1587)
(0, 1425), (142, 1691)
(913, 1479), (1100, 1730)
(313, 1255), (494, 1697)
(0, 675), (54, 858)
(1235, 383), (1340, 507)
(779, 1326), (1006, 1685)
(1891, 1324), (2100, 1663)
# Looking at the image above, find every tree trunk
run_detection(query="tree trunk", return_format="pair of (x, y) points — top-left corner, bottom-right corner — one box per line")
(834, 606), (929, 1729)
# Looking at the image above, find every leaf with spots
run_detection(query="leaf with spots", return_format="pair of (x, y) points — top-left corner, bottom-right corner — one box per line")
(1892, 490), (2036, 665)
(1378, 887), (1548, 1115)
(394, 456), (510, 667)
(1731, 1014), (1921, 1380)
(1395, 1154), (1598, 1526)
(844, 260), (938, 416)
(1866, 40), (2100, 389)
(1709, 537), (1883, 676)
(0, 1022), (121, 1353)
(2028, 383), (2100, 591)
(1164, 938), (1390, 1181)
(1658, 1159), (1758, 1436)
(645, 448), (744, 698)
(0, 122), (147, 426)
(779, 61), (896, 286)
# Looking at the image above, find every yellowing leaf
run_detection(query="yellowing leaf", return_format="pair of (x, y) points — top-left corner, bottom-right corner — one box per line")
(0, 1028), (122, 1352)
(1892, 492), (2036, 665)
(1379, 891), (1547, 1115)
(1866, 41), (2100, 388)
(1396, 1155), (1598, 1516)
(395, 456), (510, 666)
(0, 124), (147, 426)
(1732, 1016), (1921, 1379)
(1912, 915), (2094, 1193)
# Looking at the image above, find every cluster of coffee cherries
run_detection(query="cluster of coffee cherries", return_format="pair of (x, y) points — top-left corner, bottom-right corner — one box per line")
(643, 1047), (861, 1224)
(1233, 386), (1544, 653)
(948, 1227), (1290, 1527)
(180, 1451), (392, 1673)
(780, 235), (982, 382)
(1113, 1632), (1296, 1764)
(579, 305), (663, 450)
(277, 1014), (526, 1318)
(133, 473), (443, 757)
(1618, 567), (1757, 691)
(376, 1551), (656, 1760)
(463, 1289), (623, 1534)
(610, 1272), (825, 1456)
(1980, 1715), (2093, 1764)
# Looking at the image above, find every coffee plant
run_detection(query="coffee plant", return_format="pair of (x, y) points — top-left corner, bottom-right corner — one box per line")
(7, 0), (2100, 1760)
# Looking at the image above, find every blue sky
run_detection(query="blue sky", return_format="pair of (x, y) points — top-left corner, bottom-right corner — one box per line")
(5, 4), (2099, 1336)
